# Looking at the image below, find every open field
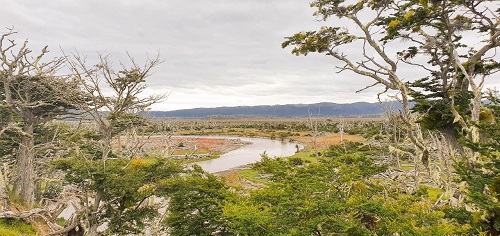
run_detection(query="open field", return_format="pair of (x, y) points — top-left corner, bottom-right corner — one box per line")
(152, 117), (382, 133)
(113, 135), (250, 160)
(292, 132), (363, 149)
(151, 117), (371, 146)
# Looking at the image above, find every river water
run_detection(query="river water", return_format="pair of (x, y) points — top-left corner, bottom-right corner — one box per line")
(193, 136), (302, 173)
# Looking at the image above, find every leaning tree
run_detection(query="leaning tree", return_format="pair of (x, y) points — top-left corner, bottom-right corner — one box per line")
(283, 0), (430, 170)
(283, 1), (499, 232)
(377, 0), (499, 147)
(0, 28), (80, 207)
(282, 0), (499, 184)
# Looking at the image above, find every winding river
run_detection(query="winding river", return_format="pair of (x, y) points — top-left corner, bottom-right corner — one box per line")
(193, 136), (302, 173)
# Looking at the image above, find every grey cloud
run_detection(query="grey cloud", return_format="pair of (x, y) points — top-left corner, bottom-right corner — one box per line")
(1, 0), (394, 110)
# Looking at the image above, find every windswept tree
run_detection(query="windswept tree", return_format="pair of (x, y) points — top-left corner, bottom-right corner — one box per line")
(282, 0), (431, 170)
(282, 0), (498, 171)
(283, 1), (499, 233)
(0, 28), (80, 207)
(379, 0), (499, 147)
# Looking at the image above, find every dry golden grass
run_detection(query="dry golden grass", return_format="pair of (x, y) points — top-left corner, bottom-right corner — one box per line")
(222, 170), (243, 187)
(293, 133), (364, 149)
(219, 169), (267, 190)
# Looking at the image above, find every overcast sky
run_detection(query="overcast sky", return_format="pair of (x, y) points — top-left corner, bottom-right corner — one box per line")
(1, 1), (498, 111)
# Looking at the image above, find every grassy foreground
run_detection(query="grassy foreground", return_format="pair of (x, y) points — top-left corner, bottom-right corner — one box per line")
(0, 219), (36, 236)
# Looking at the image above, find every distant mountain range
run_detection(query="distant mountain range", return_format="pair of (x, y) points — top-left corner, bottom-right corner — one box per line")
(149, 102), (403, 118)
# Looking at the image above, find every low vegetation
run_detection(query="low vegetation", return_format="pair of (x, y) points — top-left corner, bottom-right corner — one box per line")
(0, 219), (36, 236)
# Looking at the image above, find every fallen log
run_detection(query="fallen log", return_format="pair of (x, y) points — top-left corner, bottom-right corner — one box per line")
(0, 208), (48, 219)
(45, 215), (83, 236)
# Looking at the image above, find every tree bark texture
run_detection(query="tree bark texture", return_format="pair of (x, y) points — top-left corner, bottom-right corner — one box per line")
(0, 165), (10, 211)
(86, 189), (103, 236)
(14, 114), (36, 208)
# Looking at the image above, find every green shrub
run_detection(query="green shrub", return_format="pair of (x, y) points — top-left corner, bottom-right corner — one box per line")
(288, 157), (304, 166)
(0, 219), (37, 236)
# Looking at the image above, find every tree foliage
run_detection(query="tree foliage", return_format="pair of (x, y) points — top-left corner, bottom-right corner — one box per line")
(222, 147), (467, 235)
(163, 165), (235, 236)
(452, 90), (500, 234)
(282, 0), (499, 166)
(53, 152), (184, 235)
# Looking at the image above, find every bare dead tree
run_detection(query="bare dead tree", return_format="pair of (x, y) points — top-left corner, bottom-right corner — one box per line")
(428, 131), (459, 195)
(382, 102), (406, 168)
(156, 122), (176, 158)
(66, 52), (167, 162)
(307, 108), (321, 157)
(64, 51), (167, 236)
(338, 117), (345, 143)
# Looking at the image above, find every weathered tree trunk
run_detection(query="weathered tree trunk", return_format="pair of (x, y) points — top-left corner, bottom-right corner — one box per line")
(101, 126), (113, 161)
(0, 208), (47, 219)
(14, 114), (36, 208)
(470, 88), (482, 144)
(46, 215), (83, 236)
(307, 110), (320, 158)
(451, 50), (486, 150)
(0, 165), (10, 211)
(312, 131), (318, 157)
(86, 189), (103, 236)
(339, 118), (344, 143)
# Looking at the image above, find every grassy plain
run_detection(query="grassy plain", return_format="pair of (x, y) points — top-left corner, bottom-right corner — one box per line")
(154, 117), (370, 147)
